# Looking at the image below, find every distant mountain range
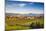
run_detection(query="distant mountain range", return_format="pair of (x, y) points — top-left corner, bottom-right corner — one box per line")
(5, 13), (44, 16)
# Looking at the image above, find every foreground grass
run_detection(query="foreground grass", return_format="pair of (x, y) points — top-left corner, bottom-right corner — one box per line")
(5, 17), (44, 31)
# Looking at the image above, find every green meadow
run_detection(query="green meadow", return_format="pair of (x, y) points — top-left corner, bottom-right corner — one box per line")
(5, 16), (44, 31)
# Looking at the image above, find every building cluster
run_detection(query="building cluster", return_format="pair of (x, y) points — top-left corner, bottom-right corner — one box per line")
(6, 15), (43, 20)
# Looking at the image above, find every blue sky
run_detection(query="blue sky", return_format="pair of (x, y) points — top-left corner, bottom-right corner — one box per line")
(5, 0), (44, 14)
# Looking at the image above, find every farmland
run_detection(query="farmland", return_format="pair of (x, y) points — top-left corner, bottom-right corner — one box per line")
(5, 15), (44, 31)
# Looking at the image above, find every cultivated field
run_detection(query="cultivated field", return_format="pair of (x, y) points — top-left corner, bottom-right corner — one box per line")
(5, 15), (44, 31)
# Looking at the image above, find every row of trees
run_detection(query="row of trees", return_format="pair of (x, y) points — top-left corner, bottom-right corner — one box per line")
(30, 21), (44, 29)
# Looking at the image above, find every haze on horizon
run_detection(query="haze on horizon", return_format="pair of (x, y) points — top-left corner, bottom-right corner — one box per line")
(5, 0), (44, 14)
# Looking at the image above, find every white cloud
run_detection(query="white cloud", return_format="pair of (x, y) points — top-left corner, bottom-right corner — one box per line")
(6, 5), (43, 14)
(18, 4), (26, 7)
(6, 8), (43, 14)
(8, 3), (26, 8)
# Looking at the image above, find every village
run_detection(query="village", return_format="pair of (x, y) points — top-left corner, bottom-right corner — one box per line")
(6, 15), (43, 20)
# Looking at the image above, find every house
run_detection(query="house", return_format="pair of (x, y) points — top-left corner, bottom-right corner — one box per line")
(26, 16), (35, 19)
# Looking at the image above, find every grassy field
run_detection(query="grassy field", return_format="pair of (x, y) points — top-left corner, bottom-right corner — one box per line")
(5, 16), (44, 31)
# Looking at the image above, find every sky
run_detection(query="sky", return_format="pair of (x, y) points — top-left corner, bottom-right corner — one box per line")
(5, 0), (44, 14)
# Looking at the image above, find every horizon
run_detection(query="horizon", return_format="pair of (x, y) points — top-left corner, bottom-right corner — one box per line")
(5, 12), (44, 14)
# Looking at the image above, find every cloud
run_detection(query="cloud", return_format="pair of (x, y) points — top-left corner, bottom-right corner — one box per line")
(7, 3), (26, 8)
(6, 1), (44, 14)
(6, 4), (43, 14)
(18, 4), (26, 7)
(6, 8), (43, 14)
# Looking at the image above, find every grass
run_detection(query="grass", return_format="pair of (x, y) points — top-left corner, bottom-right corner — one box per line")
(5, 16), (44, 31)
